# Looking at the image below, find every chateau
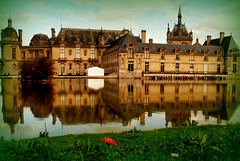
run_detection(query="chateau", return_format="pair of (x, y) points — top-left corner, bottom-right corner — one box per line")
(0, 6), (239, 78)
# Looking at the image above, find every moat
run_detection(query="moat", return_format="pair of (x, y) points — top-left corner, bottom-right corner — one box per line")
(0, 79), (239, 139)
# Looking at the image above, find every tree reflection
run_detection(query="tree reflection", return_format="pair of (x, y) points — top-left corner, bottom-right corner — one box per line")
(20, 82), (53, 118)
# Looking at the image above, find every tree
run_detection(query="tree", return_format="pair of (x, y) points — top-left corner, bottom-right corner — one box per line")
(19, 58), (54, 81)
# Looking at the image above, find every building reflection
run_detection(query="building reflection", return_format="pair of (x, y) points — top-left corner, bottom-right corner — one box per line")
(0, 78), (240, 135)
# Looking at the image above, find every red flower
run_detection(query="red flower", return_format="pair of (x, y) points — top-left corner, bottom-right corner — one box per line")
(69, 144), (73, 147)
(99, 157), (103, 160)
(102, 137), (117, 145)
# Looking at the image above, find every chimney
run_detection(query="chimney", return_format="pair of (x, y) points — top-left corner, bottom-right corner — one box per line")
(18, 29), (22, 46)
(149, 38), (153, 44)
(219, 32), (224, 44)
(207, 35), (211, 46)
(51, 28), (55, 38)
(124, 29), (129, 34)
(141, 30), (146, 43)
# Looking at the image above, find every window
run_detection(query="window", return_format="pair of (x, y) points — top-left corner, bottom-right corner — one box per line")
(128, 61), (134, 71)
(12, 48), (16, 59)
(217, 54), (221, 61)
(76, 47), (80, 58)
(61, 94), (65, 107)
(35, 50), (38, 58)
(176, 63), (179, 72)
(128, 48), (134, 58)
(217, 64), (220, 74)
(61, 64), (65, 74)
(190, 50), (195, 61)
(47, 52), (50, 58)
(76, 64), (80, 72)
(69, 64), (72, 70)
(175, 50), (180, 60)
(91, 47), (95, 59)
(145, 84), (149, 95)
(13, 64), (16, 72)
(84, 63), (87, 69)
(30, 53), (33, 59)
(160, 85), (164, 94)
(60, 47), (65, 58)
(145, 62), (149, 72)
(233, 55), (237, 62)
(161, 63), (164, 72)
(216, 84), (220, 93)
(204, 54), (208, 61)
(22, 52), (25, 59)
(175, 84), (179, 94)
(190, 84), (193, 93)
(128, 85), (133, 95)
(190, 64), (194, 73)
(160, 50), (165, 59)
(145, 48), (149, 58)
(232, 85), (236, 94)
(91, 94), (95, 108)
(233, 64), (237, 73)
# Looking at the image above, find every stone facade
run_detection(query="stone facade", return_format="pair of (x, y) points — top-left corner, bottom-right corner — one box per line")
(0, 6), (239, 78)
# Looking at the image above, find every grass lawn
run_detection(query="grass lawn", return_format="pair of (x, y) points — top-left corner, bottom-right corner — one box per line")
(0, 123), (240, 161)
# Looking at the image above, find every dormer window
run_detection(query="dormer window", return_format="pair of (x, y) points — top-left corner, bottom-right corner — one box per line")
(128, 48), (134, 58)
(190, 49), (195, 61)
(160, 48), (165, 59)
(145, 48), (150, 59)
(22, 51), (25, 59)
(175, 49), (180, 60)
(233, 54), (237, 62)
(203, 50), (209, 61)
(217, 51), (221, 62)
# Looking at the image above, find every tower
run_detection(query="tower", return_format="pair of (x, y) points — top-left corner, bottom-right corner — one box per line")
(0, 18), (21, 75)
(166, 5), (193, 45)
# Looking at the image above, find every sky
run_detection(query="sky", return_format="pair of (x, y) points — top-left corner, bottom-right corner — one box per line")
(0, 0), (240, 46)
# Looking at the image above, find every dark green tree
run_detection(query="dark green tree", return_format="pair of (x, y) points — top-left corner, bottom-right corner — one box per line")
(19, 58), (54, 81)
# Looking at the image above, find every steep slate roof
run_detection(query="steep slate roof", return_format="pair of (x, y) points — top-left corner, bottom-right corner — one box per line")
(110, 33), (222, 55)
(53, 28), (132, 47)
(171, 24), (189, 37)
(203, 36), (239, 56)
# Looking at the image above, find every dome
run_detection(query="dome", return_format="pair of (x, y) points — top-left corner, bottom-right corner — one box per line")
(2, 26), (18, 38)
(30, 33), (50, 46)
(31, 33), (49, 41)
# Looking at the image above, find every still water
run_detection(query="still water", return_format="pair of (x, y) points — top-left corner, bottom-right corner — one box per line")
(0, 79), (239, 140)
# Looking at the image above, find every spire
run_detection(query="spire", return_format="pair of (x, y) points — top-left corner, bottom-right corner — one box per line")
(8, 18), (12, 27)
(167, 23), (170, 31)
(178, 5), (182, 25)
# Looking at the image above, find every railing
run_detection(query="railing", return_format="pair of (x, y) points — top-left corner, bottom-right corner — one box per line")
(88, 58), (98, 62)
(74, 58), (82, 62)
(58, 58), (67, 62)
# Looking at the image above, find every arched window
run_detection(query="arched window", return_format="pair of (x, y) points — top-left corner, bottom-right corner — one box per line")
(61, 64), (65, 75)
(13, 64), (16, 73)
(76, 64), (80, 72)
